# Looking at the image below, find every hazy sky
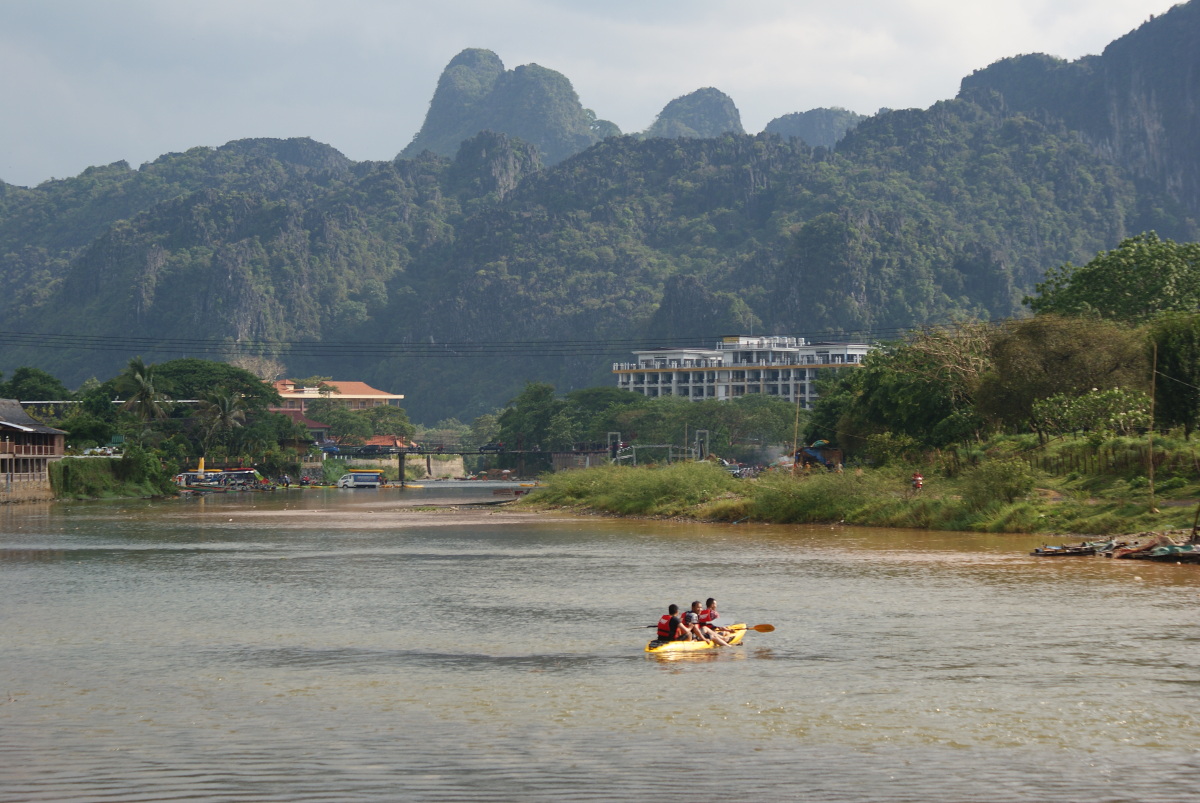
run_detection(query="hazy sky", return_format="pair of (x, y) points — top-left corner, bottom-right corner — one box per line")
(0, 0), (1177, 187)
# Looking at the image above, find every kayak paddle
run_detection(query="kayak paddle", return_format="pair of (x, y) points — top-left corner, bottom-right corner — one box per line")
(640, 623), (774, 632)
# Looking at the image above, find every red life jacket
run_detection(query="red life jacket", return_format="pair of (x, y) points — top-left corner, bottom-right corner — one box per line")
(699, 608), (718, 624)
(657, 614), (673, 639)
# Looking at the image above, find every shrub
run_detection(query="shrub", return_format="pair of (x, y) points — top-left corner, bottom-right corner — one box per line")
(533, 462), (738, 517)
(959, 459), (1036, 511)
(748, 469), (891, 523)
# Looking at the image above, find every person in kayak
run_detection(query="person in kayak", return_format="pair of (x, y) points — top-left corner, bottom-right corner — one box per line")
(700, 598), (736, 641)
(689, 600), (731, 646)
(699, 598), (733, 633)
(656, 604), (685, 641)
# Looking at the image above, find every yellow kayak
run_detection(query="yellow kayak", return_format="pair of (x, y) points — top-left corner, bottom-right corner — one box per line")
(645, 623), (748, 653)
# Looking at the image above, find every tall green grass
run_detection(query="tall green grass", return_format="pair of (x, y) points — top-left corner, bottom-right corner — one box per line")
(748, 470), (893, 523)
(532, 462), (738, 516)
(528, 456), (1200, 535)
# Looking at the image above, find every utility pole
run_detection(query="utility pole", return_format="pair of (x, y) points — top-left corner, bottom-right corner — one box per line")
(791, 401), (801, 477)
(1149, 341), (1158, 513)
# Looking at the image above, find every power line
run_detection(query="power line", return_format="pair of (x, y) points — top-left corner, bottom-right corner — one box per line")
(0, 326), (940, 359)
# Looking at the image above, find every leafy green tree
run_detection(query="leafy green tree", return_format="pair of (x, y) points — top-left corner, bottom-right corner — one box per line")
(301, 398), (340, 426)
(496, 383), (564, 451)
(417, 418), (471, 449)
(975, 316), (1148, 431)
(467, 413), (499, 448)
(363, 405), (415, 438)
(312, 405), (372, 445)
(1149, 313), (1200, 437)
(156, 358), (281, 410)
(720, 396), (799, 450)
(1026, 232), (1200, 321)
(0, 366), (72, 401)
(805, 324), (992, 452)
(605, 395), (695, 448)
(1031, 388), (1151, 437)
(76, 378), (120, 420)
(59, 412), (113, 449)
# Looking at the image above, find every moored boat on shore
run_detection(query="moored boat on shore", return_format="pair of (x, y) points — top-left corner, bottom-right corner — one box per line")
(1031, 539), (1115, 556)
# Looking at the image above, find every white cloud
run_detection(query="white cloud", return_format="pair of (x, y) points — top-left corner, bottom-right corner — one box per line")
(0, 0), (1174, 186)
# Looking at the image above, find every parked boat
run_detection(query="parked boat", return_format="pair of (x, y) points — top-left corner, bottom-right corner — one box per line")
(1031, 540), (1114, 557)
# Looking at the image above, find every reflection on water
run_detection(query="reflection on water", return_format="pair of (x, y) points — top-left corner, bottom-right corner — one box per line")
(2, 487), (1199, 802)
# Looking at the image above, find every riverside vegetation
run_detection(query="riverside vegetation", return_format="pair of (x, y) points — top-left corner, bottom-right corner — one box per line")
(527, 435), (1200, 535)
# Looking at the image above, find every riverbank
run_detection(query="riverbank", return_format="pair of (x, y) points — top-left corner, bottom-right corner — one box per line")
(523, 461), (1200, 536)
(50, 449), (177, 500)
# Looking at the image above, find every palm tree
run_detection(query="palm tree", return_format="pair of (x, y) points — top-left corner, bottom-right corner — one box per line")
(197, 390), (248, 455)
(117, 356), (170, 422)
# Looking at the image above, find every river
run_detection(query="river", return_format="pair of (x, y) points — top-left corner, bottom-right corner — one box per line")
(2, 484), (1198, 801)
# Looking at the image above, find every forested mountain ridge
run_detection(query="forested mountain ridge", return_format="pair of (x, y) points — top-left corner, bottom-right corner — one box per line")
(2, 6), (1199, 423)
(960, 0), (1200, 217)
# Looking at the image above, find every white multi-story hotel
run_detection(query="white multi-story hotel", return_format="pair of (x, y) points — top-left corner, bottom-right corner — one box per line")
(613, 336), (872, 408)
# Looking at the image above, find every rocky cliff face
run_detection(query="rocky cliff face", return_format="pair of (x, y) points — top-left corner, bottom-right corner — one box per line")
(446, 131), (543, 200)
(960, 1), (1200, 218)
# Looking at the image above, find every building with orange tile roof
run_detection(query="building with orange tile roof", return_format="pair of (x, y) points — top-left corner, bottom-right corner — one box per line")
(268, 379), (405, 415)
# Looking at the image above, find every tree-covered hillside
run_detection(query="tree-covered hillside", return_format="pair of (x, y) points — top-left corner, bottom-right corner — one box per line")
(2, 7), (1199, 424)
(959, 0), (1200, 218)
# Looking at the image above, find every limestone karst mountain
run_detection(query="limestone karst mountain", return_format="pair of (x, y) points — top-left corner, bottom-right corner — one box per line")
(642, 88), (745, 139)
(400, 48), (615, 165)
(763, 108), (866, 149)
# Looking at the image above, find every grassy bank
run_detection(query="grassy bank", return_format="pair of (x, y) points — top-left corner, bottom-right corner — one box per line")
(526, 453), (1200, 535)
(51, 447), (178, 500)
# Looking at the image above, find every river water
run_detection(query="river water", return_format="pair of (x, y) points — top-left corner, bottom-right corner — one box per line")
(2, 484), (1198, 802)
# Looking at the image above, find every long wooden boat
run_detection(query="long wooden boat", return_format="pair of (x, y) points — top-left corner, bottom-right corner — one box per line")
(645, 623), (748, 653)
(1031, 540), (1114, 557)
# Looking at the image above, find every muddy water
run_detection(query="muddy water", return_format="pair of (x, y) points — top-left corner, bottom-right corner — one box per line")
(2, 486), (1198, 801)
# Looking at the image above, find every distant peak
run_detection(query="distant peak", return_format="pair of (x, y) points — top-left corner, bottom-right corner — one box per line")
(644, 87), (745, 139)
